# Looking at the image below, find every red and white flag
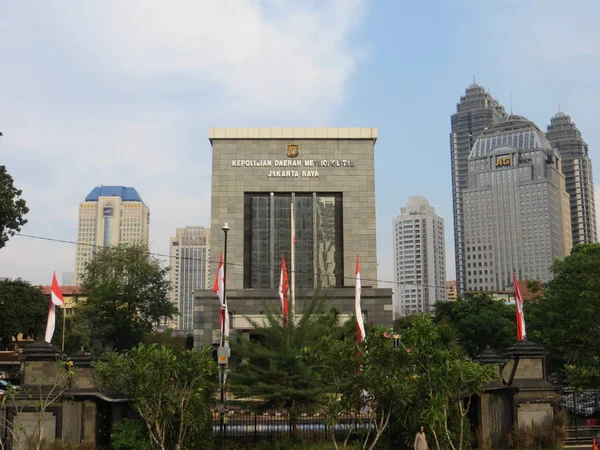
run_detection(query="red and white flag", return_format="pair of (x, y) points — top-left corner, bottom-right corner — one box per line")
(513, 273), (527, 341)
(355, 255), (366, 344)
(213, 253), (229, 347)
(278, 254), (289, 326)
(44, 272), (64, 343)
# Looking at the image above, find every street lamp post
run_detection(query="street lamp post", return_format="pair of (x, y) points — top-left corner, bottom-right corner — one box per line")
(218, 223), (230, 448)
(219, 223), (230, 405)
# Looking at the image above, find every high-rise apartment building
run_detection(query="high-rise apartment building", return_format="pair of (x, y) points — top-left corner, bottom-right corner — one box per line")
(169, 226), (211, 331)
(445, 281), (457, 301)
(392, 196), (446, 317)
(463, 115), (572, 291)
(451, 84), (507, 294)
(74, 186), (149, 285)
(546, 112), (597, 245)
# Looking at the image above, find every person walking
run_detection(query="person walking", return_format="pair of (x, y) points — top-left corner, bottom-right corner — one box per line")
(414, 426), (429, 450)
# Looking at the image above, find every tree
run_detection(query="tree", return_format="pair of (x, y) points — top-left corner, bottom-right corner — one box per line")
(143, 328), (188, 351)
(396, 315), (497, 450)
(0, 166), (29, 249)
(432, 293), (516, 357)
(315, 326), (416, 450)
(0, 279), (47, 349)
(564, 357), (600, 391)
(527, 243), (600, 363)
(229, 298), (333, 430)
(79, 244), (177, 350)
(95, 343), (217, 450)
(51, 312), (91, 355)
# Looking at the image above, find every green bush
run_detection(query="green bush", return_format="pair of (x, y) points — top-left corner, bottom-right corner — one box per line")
(111, 419), (150, 450)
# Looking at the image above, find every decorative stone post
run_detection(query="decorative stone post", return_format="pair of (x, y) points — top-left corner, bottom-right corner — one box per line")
(474, 348), (506, 449)
(501, 339), (559, 427)
(21, 340), (64, 387)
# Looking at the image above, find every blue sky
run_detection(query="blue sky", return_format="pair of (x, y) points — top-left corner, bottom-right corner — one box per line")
(1, 0), (600, 287)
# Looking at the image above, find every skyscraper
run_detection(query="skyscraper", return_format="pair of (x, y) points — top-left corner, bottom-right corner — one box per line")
(392, 195), (446, 317)
(74, 186), (149, 285)
(169, 226), (211, 331)
(546, 112), (597, 245)
(451, 84), (507, 294)
(463, 115), (572, 291)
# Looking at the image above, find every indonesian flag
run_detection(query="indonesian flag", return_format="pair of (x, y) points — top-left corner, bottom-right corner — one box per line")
(213, 253), (229, 347)
(513, 273), (527, 341)
(279, 254), (289, 326)
(44, 272), (64, 343)
(355, 255), (366, 344)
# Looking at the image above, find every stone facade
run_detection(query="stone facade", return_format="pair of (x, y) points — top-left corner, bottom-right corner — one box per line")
(475, 340), (561, 449)
(1, 341), (126, 450)
(196, 128), (392, 348)
(193, 287), (393, 349)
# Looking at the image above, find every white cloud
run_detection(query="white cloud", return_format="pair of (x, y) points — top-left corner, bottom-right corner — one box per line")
(38, 0), (363, 116)
(0, 1), (366, 284)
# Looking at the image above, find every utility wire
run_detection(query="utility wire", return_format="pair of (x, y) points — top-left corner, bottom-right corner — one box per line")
(15, 232), (457, 291)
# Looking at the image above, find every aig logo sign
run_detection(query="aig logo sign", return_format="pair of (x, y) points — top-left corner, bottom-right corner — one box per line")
(495, 155), (511, 168)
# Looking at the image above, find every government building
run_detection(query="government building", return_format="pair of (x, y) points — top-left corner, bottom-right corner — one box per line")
(193, 128), (392, 348)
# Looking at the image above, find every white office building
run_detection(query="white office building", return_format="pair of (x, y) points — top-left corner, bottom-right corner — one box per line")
(74, 186), (149, 285)
(393, 196), (446, 317)
(169, 226), (211, 331)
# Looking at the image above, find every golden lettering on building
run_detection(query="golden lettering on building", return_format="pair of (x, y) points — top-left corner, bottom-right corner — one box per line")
(495, 156), (511, 168)
(232, 159), (353, 177)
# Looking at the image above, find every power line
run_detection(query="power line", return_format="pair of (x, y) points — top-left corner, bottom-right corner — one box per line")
(14, 232), (452, 291)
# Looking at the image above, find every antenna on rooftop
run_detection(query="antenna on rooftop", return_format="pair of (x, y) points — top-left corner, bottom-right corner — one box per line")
(510, 93), (513, 115)
(473, 74), (476, 84)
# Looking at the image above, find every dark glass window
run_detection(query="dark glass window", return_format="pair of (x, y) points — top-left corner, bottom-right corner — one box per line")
(244, 192), (343, 289)
(249, 195), (270, 288)
(295, 195), (314, 289)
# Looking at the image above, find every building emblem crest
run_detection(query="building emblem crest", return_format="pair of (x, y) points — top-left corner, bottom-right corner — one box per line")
(287, 144), (299, 158)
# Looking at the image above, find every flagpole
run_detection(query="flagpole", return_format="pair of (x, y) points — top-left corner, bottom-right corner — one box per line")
(62, 305), (66, 352)
(290, 201), (296, 315)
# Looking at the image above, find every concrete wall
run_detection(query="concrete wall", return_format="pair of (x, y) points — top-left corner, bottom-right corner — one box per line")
(517, 402), (553, 427)
(193, 287), (393, 348)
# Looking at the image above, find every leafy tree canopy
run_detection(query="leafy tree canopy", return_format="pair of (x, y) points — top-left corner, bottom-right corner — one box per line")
(0, 165), (29, 249)
(429, 293), (516, 357)
(96, 343), (217, 450)
(527, 243), (600, 363)
(51, 311), (92, 355)
(79, 244), (177, 350)
(0, 279), (47, 348)
(398, 315), (497, 450)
